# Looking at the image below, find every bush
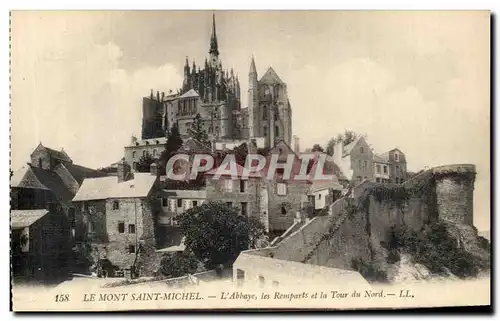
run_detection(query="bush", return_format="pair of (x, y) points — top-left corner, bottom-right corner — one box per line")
(351, 258), (388, 283)
(386, 223), (486, 278)
(158, 251), (201, 278)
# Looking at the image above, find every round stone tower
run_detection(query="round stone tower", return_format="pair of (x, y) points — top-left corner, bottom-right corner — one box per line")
(433, 164), (476, 226)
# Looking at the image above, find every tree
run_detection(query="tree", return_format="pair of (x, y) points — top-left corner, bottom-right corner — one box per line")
(187, 113), (210, 147)
(135, 152), (155, 173)
(158, 123), (183, 175)
(176, 201), (266, 269)
(311, 144), (324, 152)
(326, 130), (361, 155)
(158, 250), (201, 278)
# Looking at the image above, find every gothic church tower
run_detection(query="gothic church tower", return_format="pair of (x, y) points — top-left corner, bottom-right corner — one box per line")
(247, 57), (292, 148)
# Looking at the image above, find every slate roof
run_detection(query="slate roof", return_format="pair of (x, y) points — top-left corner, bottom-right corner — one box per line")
(127, 137), (167, 148)
(309, 180), (344, 194)
(373, 154), (390, 164)
(11, 165), (74, 202)
(72, 173), (157, 201)
(60, 163), (107, 185)
(11, 209), (49, 229)
(342, 136), (362, 157)
(177, 137), (211, 153)
(179, 89), (200, 99)
(41, 145), (73, 163)
(259, 67), (285, 85)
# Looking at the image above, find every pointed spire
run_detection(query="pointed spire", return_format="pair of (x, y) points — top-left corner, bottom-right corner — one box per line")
(192, 59), (196, 73)
(249, 55), (257, 75)
(209, 12), (219, 56)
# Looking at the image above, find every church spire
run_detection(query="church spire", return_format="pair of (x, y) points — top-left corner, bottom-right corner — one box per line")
(209, 12), (219, 56)
(249, 55), (257, 75)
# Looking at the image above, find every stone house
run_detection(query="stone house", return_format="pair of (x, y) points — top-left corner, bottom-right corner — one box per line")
(124, 136), (167, 171)
(205, 163), (269, 231)
(378, 148), (408, 183)
(72, 160), (159, 276)
(10, 143), (107, 279)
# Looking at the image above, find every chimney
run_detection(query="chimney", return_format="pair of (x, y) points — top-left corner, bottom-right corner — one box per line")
(333, 142), (343, 164)
(117, 158), (131, 182)
(131, 135), (138, 145)
(156, 91), (160, 101)
(150, 162), (159, 177)
(161, 92), (165, 102)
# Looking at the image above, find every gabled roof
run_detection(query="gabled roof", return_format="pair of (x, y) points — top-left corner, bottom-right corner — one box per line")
(59, 163), (107, 185)
(11, 209), (49, 229)
(72, 173), (157, 202)
(309, 179), (344, 194)
(179, 89), (200, 99)
(342, 136), (363, 157)
(11, 165), (74, 202)
(33, 143), (73, 163)
(373, 154), (390, 164)
(259, 67), (285, 85)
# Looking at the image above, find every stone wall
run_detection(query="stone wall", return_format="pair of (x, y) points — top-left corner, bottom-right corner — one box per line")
(252, 164), (478, 274)
(267, 180), (309, 232)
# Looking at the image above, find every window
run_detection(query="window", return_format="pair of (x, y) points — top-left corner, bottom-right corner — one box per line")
(277, 183), (287, 196)
(376, 164), (381, 173)
(193, 200), (198, 207)
(132, 151), (136, 159)
(376, 178), (381, 183)
(153, 149), (157, 157)
(118, 222), (125, 233)
(128, 245), (136, 254)
(162, 198), (168, 207)
(358, 160), (363, 169)
(112, 200), (119, 210)
(128, 224), (136, 234)
(360, 147), (364, 154)
(38, 158), (42, 168)
(364, 160), (368, 169)
(262, 106), (268, 120)
(318, 194), (322, 200)
(224, 179), (233, 192)
(240, 180), (247, 193)
(88, 221), (94, 233)
(394, 153), (399, 162)
(226, 202), (233, 208)
(258, 276), (265, 287)
(169, 199), (176, 212)
(281, 205), (287, 216)
(83, 202), (89, 211)
(396, 165), (400, 174)
(177, 199), (183, 208)
(383, 166), (388, 174)
(275, 126), (280, 137)
(263, 126), (268, 136)
(142, 150), (146, 157)
(241, 202), (248, 216)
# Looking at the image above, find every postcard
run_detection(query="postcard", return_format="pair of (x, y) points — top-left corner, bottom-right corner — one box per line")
(10, 10), (491, 311)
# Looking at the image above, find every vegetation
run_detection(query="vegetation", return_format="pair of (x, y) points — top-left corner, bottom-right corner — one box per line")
(176, 201), (266, 269)
(187, 113), (210, 147)
(311, 144), (324, 152)
(135, 152), (156, 173)
(158, 250), (202, 278)
(386, 223), (489, 278)
(158, 123), (183, 175)
(351, 258), (388, 283)
(326, 130), (360, 156)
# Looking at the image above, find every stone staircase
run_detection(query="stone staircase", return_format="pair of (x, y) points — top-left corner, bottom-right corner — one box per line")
(300, 198), (351, 264)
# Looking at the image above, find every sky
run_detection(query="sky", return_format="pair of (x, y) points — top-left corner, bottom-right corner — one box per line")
(10, 11), (490, 230)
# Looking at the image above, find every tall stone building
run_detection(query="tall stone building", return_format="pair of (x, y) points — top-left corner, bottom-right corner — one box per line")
(140, 13), (242, 141)
(246, 56), (293, 149)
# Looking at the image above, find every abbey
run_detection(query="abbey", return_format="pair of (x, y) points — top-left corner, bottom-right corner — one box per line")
(139, 13), (293, 151)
